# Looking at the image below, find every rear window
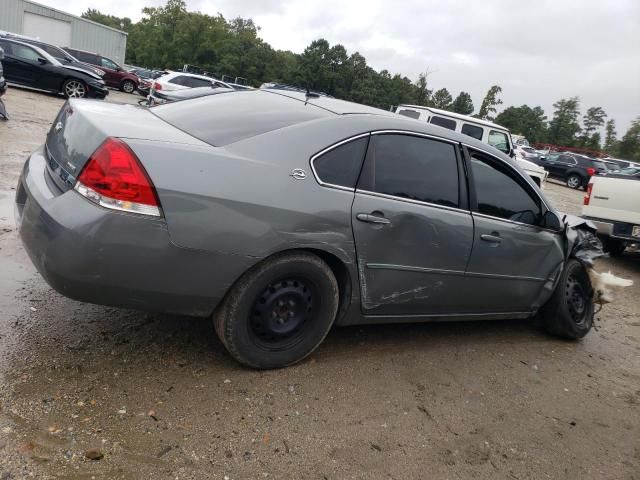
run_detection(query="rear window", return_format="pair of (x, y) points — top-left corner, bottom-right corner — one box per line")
(152, 90), (332, 147)
(591, 160), (606, 170)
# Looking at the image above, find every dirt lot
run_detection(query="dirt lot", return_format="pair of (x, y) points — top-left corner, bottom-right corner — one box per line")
(0, 87), (639, 480)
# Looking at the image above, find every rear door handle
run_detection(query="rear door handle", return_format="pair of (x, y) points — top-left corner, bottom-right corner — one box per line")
(480, 233), (502, 243)
(356, 213), (391, 225)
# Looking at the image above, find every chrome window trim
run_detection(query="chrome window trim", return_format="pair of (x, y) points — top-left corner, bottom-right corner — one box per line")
(370, 129), (459, 145)
(462, 142), (553, 212)
(309, 133), (371, 191)
(355, 189), (470, 215)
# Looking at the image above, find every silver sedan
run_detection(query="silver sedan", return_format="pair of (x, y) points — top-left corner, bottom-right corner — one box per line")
(16, 90), (597, 368)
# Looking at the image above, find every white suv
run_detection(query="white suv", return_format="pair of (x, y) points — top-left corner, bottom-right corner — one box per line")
(395, 105), (547, 187)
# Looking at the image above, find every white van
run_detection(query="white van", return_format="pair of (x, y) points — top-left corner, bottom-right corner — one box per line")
(395, 105), (547, 187)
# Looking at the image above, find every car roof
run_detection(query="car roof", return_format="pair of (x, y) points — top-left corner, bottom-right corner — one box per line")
(397, 104), (509, 131)
(153, 89), (513, 161)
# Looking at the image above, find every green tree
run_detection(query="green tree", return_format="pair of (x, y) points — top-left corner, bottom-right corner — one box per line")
(494, 105), (548, 144)
(603, 119), (618, 153)
(580, 106), (607, 148)
(414, 72), (432, 106)
(618, 117), (640, 161)
(431, 88), (453, 110)
(451, 91), (474, 115)
(476, 85), (503, 121)
(81, 8), (132, 31)
(547, 97), (581, 146)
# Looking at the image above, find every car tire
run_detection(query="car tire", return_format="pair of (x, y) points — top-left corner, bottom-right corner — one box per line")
(214, 251), (339, 369)
(566, 174), (583, 189)
(121, 80), (136, 94)
(602, 237), (626, 257)
(540, 259), (594, 340)
(62, 79), (87, 98)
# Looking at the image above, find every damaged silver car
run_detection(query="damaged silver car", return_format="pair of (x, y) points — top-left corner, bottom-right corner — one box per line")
(16, 90), (603, 368)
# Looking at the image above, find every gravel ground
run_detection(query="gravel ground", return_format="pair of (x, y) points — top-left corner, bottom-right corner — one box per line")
(0, 87), (639, 480)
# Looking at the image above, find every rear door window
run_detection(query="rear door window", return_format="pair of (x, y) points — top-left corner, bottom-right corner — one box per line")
(461, 123), (483, 140)
(470, 151), (541, 226)
(312, 137), (369, 189)
(430, 116), (457, 131)
(358, 134), (460, 208)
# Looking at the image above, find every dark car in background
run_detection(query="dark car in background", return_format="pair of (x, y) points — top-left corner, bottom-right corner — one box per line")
(64, 47), (139, 93)
(0, 46), (8, 119)
(534, 152), (607, 189)
(0, 33), (105, 79)
(0, 38), (107, 99)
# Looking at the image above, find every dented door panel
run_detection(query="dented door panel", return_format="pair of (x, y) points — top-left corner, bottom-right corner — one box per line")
(352, 192), (474, 315)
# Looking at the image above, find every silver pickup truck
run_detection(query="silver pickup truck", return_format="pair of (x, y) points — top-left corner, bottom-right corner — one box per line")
(582, 167), (640, 255)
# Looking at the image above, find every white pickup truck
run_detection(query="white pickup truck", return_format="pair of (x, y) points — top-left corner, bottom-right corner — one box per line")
(582, 168), (640, 256)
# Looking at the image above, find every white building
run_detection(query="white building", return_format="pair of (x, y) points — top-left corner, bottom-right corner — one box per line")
(0, 0), (127, 63)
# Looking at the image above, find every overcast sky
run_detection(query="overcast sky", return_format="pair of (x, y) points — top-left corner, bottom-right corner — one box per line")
(37, 0), (640, 134)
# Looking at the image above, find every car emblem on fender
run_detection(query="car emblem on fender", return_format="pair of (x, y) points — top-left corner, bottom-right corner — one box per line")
(54, 121), (63, 133)
(290, 168), (307, 180)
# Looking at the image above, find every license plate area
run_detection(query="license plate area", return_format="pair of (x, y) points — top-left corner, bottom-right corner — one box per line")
(633, 225), (640, 238)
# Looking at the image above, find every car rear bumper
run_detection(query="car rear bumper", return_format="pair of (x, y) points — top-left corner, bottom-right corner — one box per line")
(16, 147), (255, 317)
(582, 216), (640, 242)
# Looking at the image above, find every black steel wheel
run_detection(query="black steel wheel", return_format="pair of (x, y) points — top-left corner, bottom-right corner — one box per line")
(249, 278), (316, 351)
(540, 259), (594, 339)
(214, 252), (339, 369)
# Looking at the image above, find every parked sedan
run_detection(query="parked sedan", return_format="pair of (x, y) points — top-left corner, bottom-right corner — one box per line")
(0, 38), (107, 99)
(16, 90), (599, 369)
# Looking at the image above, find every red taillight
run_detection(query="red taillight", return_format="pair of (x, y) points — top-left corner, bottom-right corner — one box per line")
(584, 183), (593, 205)
(74, 138), (161, 216)
(586, 167), (596, 177)
(153, 81), (162, 90)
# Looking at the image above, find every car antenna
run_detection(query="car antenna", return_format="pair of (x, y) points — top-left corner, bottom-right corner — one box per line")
(305, 87), (320, 99)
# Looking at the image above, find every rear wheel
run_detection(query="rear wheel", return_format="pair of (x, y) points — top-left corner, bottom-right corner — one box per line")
(540, 259), (594, 339)
(566, 174), (583, 189)
(214, 252), (339, 369)
(121, 80), (136, 93)
(63, 79), (86, 98)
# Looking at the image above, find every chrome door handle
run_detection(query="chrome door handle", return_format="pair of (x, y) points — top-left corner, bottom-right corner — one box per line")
(356, 213), (391, 225)
(480, 233), (501, 243)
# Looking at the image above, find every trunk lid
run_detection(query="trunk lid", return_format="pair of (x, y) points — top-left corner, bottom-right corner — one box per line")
(45, 99), (207, 193)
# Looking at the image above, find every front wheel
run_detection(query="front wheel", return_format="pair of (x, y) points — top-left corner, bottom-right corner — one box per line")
(539, 259), (594, 339)
(566, 174), (583, 189)
(121, 80), (136, 93)
(214, 252), (339, 369)
(63, 79), (87, 98)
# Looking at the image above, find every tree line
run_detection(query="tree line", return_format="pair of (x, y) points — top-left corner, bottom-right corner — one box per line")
(82, 0), (640, 160)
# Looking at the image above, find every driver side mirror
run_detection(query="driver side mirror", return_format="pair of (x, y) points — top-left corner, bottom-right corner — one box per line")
(541, 211), (563, 231)
(37, 57), (47, 65)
